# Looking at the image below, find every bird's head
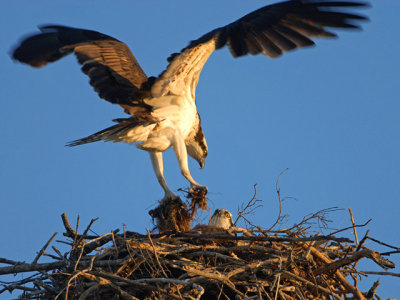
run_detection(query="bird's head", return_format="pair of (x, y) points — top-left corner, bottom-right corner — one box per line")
(209, 208), (233, 229)
(187, 125), (208, 169)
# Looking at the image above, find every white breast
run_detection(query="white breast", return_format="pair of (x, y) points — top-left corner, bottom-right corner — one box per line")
(146, 93), (198, 139)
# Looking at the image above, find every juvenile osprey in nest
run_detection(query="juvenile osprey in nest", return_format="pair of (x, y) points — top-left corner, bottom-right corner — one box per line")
(209, 209), (234, 230)
(12, 1), (367, 200)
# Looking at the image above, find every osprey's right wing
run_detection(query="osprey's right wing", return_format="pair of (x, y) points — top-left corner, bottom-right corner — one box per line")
(12, 25), (150, 113)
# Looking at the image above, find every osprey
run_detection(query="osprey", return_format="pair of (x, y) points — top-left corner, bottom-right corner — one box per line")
(12, 1), (368, 200)
(209, 209), (234, 230)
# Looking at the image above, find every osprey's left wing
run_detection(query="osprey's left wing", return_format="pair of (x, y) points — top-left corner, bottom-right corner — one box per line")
(152, 0), (368, 100)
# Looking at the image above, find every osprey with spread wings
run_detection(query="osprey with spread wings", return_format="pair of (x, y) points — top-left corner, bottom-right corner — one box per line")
(12, 1), (368, 200)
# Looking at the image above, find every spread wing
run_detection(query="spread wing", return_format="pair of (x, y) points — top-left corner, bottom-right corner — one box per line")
(12, 25), (150, 113)
(151, 0), (368, 99)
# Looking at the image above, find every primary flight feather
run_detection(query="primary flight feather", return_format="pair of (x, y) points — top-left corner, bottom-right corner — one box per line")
(12, 0), (368, 200)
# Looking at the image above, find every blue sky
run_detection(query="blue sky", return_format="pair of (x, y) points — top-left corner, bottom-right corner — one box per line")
(1, 1), (399, 298)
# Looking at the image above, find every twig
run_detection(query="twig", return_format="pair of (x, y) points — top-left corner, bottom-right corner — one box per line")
(234, 184), (262, 226)
(0, 257), (130, 275)
(91, 273), (205, 300)
(82, 230), (120, 255)
(367, 236), (400, 250)
(356, 230), (370, 252)
(137, 278), (205, 300)
(33, 279), (57, 295)
(287, 207), (340, 233)
(329, 219), (372, 236)
(269, 168), (288, 231)
(81, 271), (139, 300)
(274, 273), (281, 300)
(185, 267), (243, 297)
(313, 249), (394, 275)
(90, 271), (154, 291)
(65, 270), (83, 300)
(80, 218), (99, 241)
(348, 270), (400, 277)
(62, 213), (100, 240)
(282, 271), (342, 300)
(295, 286), (305, 300)
(187, 251), (241, 263)
(32, 232), (58, 264)
(306, 246), (366, 300)
(61, 213), (78, 238)
(348, 208), (359, 246)
(0, 258), (24, 266)
(304, 241), (316, 260)
(365, 280), (380, 299)
(352, 229), (370, 276)
(381, 250), (400, 256)
(78, 283), (98, 300)
(146, 229), (168, 278)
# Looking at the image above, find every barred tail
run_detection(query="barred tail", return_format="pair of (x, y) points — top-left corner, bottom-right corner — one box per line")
(66, 117), (156, 147)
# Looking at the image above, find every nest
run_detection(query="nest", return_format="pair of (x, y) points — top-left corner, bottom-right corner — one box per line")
(0, 208), (398, 300)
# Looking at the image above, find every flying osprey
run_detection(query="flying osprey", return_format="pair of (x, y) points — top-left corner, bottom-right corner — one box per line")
(12, 1), (367, 200)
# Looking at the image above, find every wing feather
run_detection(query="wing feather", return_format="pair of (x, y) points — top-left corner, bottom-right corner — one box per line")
(12, 25), (149, 108)
(153, 0), (368, 100)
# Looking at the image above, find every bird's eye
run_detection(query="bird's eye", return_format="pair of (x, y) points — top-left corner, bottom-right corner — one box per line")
(225, 212), (230, 217)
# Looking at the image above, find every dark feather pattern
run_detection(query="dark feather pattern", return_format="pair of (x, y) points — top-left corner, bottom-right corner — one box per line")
(12, 25), (148, 106)
(179, 0), (368, 60)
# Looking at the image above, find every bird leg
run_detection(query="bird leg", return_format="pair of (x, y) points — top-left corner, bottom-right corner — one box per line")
(149, 152), (176, 200)
(171, 131), (208, 193)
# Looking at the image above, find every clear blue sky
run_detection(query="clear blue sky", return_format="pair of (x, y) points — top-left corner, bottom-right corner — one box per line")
(1, 1), (399, 298)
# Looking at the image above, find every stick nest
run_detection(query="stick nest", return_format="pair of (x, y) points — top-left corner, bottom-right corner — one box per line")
(0, 209), (398, 300)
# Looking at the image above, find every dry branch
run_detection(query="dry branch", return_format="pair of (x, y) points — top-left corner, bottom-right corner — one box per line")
(0, 210), (398, 299)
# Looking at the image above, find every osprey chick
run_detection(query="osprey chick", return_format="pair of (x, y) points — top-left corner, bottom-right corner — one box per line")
(209, 209), (234, 230)
(12, 1), (368, 200)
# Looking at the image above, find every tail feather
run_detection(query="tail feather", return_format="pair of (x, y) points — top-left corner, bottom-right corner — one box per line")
(66, 116), (156, 147)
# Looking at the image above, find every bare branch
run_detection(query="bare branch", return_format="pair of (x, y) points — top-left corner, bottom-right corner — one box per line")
(32, 232), (58, 265)
(348, 208), (359, 246)
(234, 184), (262, 227)
(367, 236), (400, 251)
(268, 168), (288, 231)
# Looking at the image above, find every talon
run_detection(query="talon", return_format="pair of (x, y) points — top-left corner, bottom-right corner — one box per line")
(187, 185), (208, 210)
(190, 185), (208, 194)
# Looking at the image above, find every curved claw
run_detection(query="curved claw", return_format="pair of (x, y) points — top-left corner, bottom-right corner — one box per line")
(189, 184), (208, 195)
(191, 183), (207, 189)
(188, 184), (208, 210)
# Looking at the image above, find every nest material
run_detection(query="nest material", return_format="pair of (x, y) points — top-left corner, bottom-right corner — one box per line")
(0, 213), (398, 300)
(149, 197), (192, 232)
(149, 187), (208, 232)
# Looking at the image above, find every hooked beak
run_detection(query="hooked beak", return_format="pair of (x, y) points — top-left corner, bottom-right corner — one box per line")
(199, 159), (205, 169)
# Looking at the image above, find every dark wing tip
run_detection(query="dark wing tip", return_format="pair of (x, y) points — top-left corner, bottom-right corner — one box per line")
(310, 1), (371, 8)
(228, 0), (369, 58)
(39, 24), (71, 32)
(10, 25), (73, 67)
(65, 141), (80, 147)
(175, 0), (369, 62)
